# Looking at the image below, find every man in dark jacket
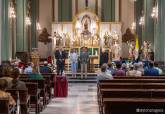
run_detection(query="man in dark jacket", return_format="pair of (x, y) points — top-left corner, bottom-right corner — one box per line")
(100, 48), (109, 67)
(8, 68), (26, 89)
(55, 47), (66, 75)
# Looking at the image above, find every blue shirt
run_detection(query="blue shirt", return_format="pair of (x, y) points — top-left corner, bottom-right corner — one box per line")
(40, 66), (51, 73)
(107, 68), (115, 76)
(144, 67), (159, 76)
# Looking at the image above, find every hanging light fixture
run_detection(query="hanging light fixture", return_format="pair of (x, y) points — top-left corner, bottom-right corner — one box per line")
(25, 16), (31, 25)
(36, 22), (41, 30)
(151, 2), (158, 20)
(9, 1), (16, 18)
(139, 15), (145, 26)
(131, 22), (136, 31)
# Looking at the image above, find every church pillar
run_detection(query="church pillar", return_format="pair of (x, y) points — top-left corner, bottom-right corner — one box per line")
(1, 0), (10, 61)
(154, 0), (165, 62)
(144, 0), (154, 47)
(0, 0), (2, 63)
(135, 0), (143, 47)
(16, 0), (26, 52)
(31, 0), (38, 49)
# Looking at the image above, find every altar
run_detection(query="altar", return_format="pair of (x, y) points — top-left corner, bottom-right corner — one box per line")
(52, 9), (122, 72)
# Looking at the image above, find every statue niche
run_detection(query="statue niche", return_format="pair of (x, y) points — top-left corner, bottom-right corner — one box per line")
(39, 28), (51, 44)
(81, 15), (92, 46)
(104, 32), (111, 47)
(122, 28), (135, 43)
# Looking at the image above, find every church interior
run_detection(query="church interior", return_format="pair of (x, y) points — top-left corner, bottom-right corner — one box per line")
(1, 0), (165, 114)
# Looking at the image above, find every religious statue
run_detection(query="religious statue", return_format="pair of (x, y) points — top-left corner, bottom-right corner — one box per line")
(31, 48), (40, 73)
(73, 36), (80, 47)
(128, 41), (137, 60)
(64, 33), (70, 47)
(54, 32), (63, 47)
(81, 15), (92, 45)
(141, 41), (152, 60)
(84, 19), (88, 31)
(122, 28), (135, 43)
(104, 32), (110, 47)
(112, 41), (121, 61)
(92, 34), (99, 46)
(39, 28), (51, 44)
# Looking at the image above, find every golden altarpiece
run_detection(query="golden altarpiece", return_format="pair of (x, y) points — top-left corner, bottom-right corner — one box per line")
(52, 9), (122, 72)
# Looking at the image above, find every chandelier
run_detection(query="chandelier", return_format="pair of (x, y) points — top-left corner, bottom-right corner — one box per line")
(139, 15), (145, 26)
(25, 16), (31, 25)
(131, 22), (136, 31)
(36, 22), (41, 30)
(9, 1), (16, 18)
(151, 5), (158, 19)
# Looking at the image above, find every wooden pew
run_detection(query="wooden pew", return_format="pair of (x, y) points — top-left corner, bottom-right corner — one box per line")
(20, 78), (46, 108)
(100, 89), (165, 114)
(20, 73), (53, 103)
(98, 83), (165, 100)
(99, 79), (165, 83)
(99, 83), (165, 89)
(100, 89), (165, 104)
(6, 89), (30, 114)
(25, 82), (41, 114)
(0, 98), (14, 114)
(103, 98), (165, 114)
(114, 76), (165, 79)
(98, 82), (165, 114)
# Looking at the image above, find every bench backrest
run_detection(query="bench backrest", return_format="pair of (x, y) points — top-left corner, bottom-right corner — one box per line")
(21, 79), (45, 90)
(6, 89), (28, 104)
(0, 98), (10, 114)
(99, 83), (165, 89)
(114, 76), (165, 79)
(25, 82), (38, 96)
(101, 89), (165, 98)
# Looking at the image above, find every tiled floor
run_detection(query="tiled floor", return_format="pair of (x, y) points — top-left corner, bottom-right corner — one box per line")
(41, 83), (99, 114)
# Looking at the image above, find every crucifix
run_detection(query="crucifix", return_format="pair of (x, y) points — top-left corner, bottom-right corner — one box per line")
(85, 0), (88, 7)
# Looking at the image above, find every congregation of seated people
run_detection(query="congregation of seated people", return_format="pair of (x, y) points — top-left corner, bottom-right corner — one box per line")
(0, 59), (54, 114)
(97, 60), (163, 81)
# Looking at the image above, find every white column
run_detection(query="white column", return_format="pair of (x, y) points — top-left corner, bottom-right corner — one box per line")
(0, 0), (2, 64)
(115, 0), (119, 22)
(54, 0), (58, 22)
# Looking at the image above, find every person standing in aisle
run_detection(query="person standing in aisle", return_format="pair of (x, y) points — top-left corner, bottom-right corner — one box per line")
(70, 49), (78, 78)
(80, 47), (89, 79)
